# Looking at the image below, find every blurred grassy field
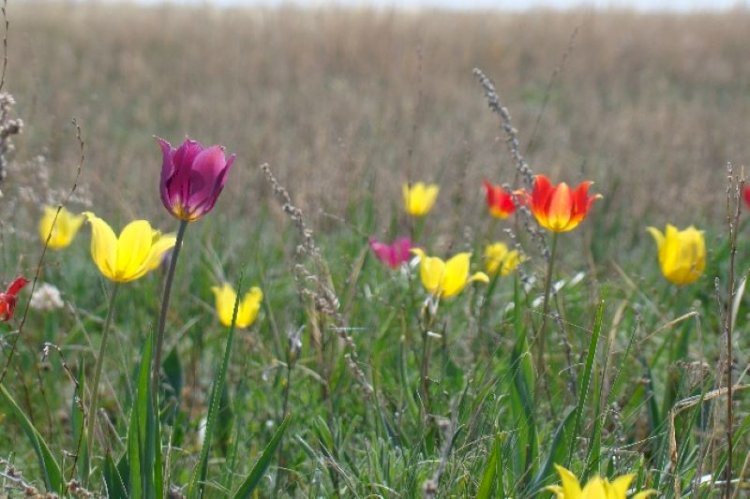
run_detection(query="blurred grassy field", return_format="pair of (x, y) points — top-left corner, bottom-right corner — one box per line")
(1, 2), (750, 497)
(10, 4), (750, 229)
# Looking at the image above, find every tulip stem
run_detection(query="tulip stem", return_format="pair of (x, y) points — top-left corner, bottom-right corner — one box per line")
(153, 219), (189, 404)
(537, 232), (558, 385)
(86, 282), (120, 472)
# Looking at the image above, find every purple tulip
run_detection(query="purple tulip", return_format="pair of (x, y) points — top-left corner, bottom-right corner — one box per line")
(157, 137), (236, 221)
(369, 237), (414, 269)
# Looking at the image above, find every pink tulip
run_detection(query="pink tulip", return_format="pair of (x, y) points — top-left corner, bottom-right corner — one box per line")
(369, 237), (413, 269)
(157, 137), (236, 222)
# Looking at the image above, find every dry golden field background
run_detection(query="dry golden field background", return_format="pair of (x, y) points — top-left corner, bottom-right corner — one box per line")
(7, 3), (750, 241)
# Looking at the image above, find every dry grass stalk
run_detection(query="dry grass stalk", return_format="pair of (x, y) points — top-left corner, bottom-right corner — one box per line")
(668, 383), (750, 497)
(260, 163), (373, 397)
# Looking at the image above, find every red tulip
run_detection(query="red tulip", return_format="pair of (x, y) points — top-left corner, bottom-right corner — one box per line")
(482, 180), (516, 219)
(529, 175), (601, 232)
(0, 276), (29, 321)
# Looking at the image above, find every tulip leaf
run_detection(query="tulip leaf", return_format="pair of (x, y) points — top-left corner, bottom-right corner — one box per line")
(0, 383), (63, 494)
(531, 406), (576, 493)
(477, 433), (503, 499)
(567, 300), (604, 470)
(189, 274), (244, 498)
(126, 328), (161, 499)
(232, 414), (291, 499)
(103, 452), (129, 499)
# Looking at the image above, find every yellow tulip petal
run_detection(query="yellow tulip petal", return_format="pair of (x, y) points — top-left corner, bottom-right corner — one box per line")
(502, 250), (525, 276)
(143, 233), (177, 273)
(237, 287), (263, 328)
(646, 227), (664, 251)
(580, 476), (607, 499)
(649, 224), (705, 286)
(40, 206), (84, 249)
(423, 184), (439, 213)
(212, 283), (237, 327)
(441, 252), (471, 298)
(632, 490), (657, 499)
(84, 212), (118, 280)
(412, 248), (444, 295)
(607, 474), (634, 498)
(403, 182), (439, 216)
(484, 242), (509, 275)
(468, 271), (490, 284)
(545, 485), (565, 499)
(554, 464), (583, 498)
(115, 220), (154, 279)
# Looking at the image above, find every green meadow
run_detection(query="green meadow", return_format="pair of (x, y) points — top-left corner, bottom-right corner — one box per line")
(0, 2), (749, 497)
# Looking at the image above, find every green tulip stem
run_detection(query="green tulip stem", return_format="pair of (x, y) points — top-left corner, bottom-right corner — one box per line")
(537, 232), (558, 384)
(153, 219), (189, 402)
(86, 281), (121, 468)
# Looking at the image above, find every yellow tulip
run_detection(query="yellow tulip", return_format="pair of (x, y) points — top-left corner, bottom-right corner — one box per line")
(402, 182), (439, 217)
(83, 212), (176, 283)
(39, 205), (85, 249)
(411, 248), (489, 299)
(211, 283), (263, 328)
(547, 464), (655, 499)
(484, 242), (525, 276)
(647, 224), (705, 285)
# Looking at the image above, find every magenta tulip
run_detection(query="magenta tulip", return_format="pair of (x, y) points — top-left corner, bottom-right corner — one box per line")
(157, 137), (236, 221)
(369, 237), (413, 269)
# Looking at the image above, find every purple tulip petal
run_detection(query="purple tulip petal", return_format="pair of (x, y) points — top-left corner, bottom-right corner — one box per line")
(158, 136), (235, 221)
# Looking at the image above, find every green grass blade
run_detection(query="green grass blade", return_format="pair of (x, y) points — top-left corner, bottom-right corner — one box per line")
(232, 415), (291, 499)
(127, 329), (158, 499)
(532, 406), (575, 493)
(189, 275), (243, 499)
(0, 383), (63, 494)
(72, 364), (89, 482)
(103, 452), (129, 499)
(567, 300), (604, 469)
(476, 433), (502, 499)
(128, 399), (143, 498)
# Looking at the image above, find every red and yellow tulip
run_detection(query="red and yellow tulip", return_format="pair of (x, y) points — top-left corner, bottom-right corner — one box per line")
(482, 180), (516, 219)
(529, 175), (601, 232)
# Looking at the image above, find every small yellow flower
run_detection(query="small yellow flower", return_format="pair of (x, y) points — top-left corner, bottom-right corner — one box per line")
(211, 283), (263, 328)
(411, 248), (489, 299)
(402, 182), (439, 217)
(547, 464), (655, 499)
(39, 206), (85, 249)
(647, 224), (705, 286)
(83, 212), (176, 283)
(484, 242), (525, 276)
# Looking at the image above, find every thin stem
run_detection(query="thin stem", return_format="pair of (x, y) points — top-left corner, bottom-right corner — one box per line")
(85, 282), (120, 472)
(420, 329), (432, 414)
(152, 219), (189, 398)
(537, 232), (558, 382)
(723, 177), (741, 498)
